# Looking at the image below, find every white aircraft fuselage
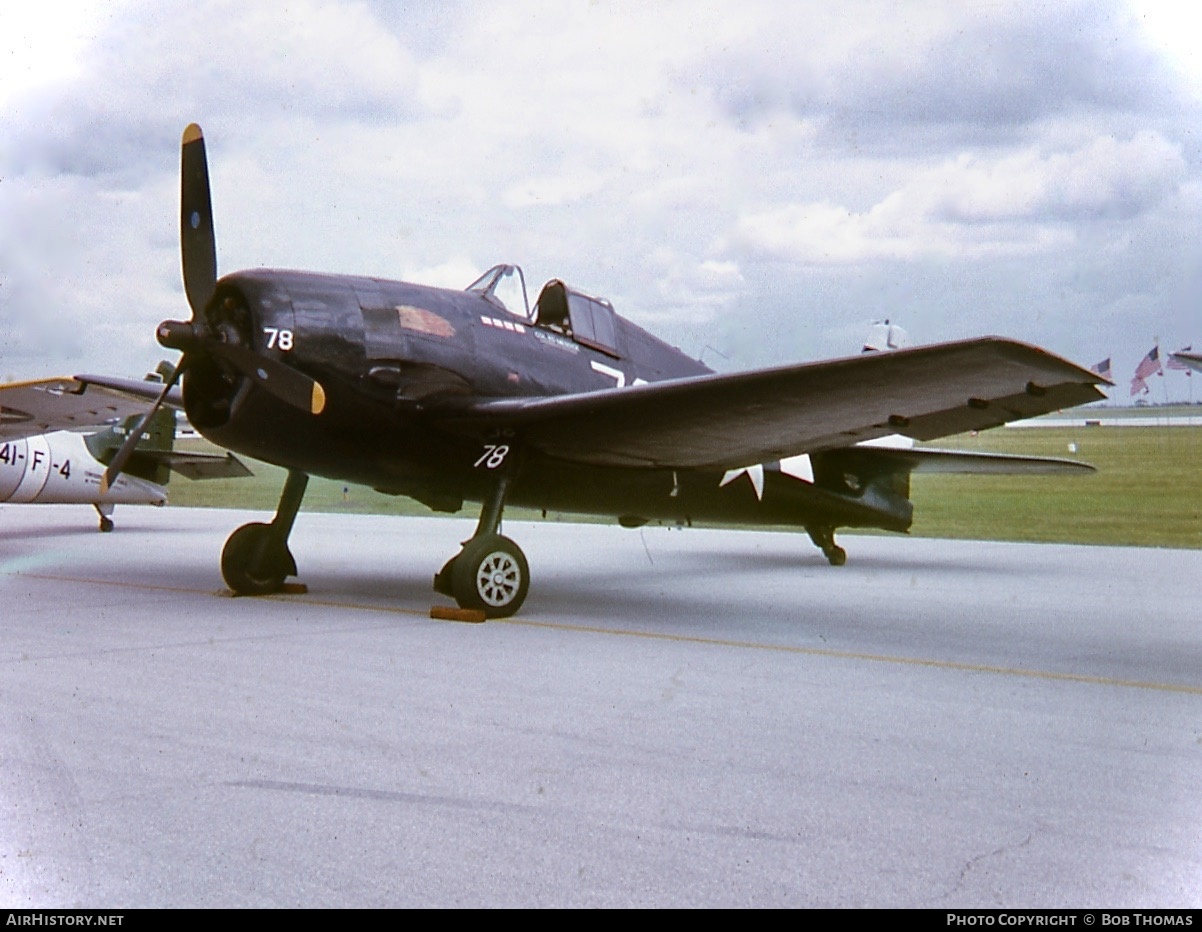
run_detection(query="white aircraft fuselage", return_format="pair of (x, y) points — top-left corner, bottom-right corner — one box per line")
(0, 430), (166, 507)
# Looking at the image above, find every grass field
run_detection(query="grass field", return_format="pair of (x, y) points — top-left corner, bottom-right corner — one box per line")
(166, 424), (1202, 549)
(910, 426), (1202, 549)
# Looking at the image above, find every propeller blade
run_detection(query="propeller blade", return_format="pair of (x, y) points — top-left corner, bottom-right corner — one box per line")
(174, 124), (323, 421)
(100, 361), (186, 494)
(209, 342), (327, 415)
(181, 123), (217, 316)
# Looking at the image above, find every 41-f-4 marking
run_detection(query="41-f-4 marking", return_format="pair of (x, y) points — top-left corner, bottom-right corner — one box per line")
(0, 441), (70, 477)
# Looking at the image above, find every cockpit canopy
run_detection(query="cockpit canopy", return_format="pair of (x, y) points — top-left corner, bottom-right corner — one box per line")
(466, 264), (529, 318)
(466, 265), (621, 357)
(532, 279), (619, 357)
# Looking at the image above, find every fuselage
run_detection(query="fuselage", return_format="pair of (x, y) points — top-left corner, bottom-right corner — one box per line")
(182, 267), (913, 533)
(0, 431), (167, 506)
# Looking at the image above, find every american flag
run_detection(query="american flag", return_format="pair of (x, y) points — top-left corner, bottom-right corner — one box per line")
(1130, 346), (1162, 396)
(1167, 346), (1193, 376)
(1090, 358), (1112, 381)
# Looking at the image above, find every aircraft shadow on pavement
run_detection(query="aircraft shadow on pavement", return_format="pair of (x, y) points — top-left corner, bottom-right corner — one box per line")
(278, 538), (1054, 627)
(659, 545), (1051, 577)
(0, 522), (198, 545)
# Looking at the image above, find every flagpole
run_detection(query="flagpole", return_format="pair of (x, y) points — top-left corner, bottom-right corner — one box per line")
(1154, 336), (1164, 425)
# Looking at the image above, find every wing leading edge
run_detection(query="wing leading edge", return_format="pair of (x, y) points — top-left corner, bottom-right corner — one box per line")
(1170, 351), (1202, 375)
(437, 337), (1108, 469)
(0, 376), (182, 442)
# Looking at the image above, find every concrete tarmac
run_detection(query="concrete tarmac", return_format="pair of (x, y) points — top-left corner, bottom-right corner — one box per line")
(1, 504), (1200, 907)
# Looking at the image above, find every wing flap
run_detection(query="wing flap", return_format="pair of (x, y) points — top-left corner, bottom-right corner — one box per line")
(436, 337), (1107, 469)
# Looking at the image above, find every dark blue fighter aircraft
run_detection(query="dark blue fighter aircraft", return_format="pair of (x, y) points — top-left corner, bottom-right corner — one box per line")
(98, 125), (1109, 617)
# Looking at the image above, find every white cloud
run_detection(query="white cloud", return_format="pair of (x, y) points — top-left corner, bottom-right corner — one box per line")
(0, 0), (1200, 388)
(732, 132), (1187, 264)
(922, 132), (1186, 223)
(401, 258), (490, 292)
(502, 171), (609, 209)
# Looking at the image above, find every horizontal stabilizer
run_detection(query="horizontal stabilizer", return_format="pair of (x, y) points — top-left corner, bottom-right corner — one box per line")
(853, 446), (1095, 475)
(133, 449), (254, 480)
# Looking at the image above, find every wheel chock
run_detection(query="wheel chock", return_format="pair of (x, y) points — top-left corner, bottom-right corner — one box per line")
(430, 605), (487, 623)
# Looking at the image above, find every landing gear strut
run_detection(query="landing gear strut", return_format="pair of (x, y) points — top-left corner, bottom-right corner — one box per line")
(434, 474), (529, 618)
(221, 469), (308, 595)
(807, 525), (847, 566)
(95, 503), (115, 533)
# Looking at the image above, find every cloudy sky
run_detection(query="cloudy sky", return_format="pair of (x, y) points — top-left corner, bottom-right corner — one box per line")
(2, 0), (1200, 399)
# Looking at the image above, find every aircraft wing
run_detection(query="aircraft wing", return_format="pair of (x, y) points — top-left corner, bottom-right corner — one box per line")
(440, 337), (1108, 469)
(0, 376), (180, 442)
(1170, 351), (1202, 374)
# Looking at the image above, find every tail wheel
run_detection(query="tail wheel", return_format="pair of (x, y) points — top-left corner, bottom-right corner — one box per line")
(450, 534), (529, 618)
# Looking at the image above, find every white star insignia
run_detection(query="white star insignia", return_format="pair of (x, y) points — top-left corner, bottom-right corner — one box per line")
(719, 464), (765, 501)
(779, 453), (813, 483)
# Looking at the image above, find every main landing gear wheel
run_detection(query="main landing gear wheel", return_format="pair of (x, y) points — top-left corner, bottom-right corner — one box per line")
(449, 534), (529, 618)
(98, 516), (114, 533)
(221, 521), (297, 595)
(824, 545), (847, 566)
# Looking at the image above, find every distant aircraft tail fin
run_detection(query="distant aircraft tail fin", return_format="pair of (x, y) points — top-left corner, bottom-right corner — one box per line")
(86, 407), (251, 485)
(861, 320), (910, 353)
(86, 407), (177, 485)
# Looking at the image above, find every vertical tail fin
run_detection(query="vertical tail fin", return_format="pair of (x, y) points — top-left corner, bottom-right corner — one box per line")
(86, 407), (177, 486)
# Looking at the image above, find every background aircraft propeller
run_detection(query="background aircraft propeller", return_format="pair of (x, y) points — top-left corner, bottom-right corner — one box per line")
(102, 124), (325, 494)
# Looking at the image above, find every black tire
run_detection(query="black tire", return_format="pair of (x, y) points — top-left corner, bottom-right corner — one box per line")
(221, 522), (293, 595)
(432, 554), (458, 597)
(98, 517), (114, 533)
(450, 534), (529, 618)
(825, 546), (847, 567)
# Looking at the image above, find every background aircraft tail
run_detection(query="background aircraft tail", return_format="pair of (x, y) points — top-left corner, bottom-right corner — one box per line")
(862, 320), (910, 353)
(86, 407), (251, 485)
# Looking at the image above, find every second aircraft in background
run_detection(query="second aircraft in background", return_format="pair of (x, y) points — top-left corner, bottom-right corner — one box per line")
(0, 369), (250, 531)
